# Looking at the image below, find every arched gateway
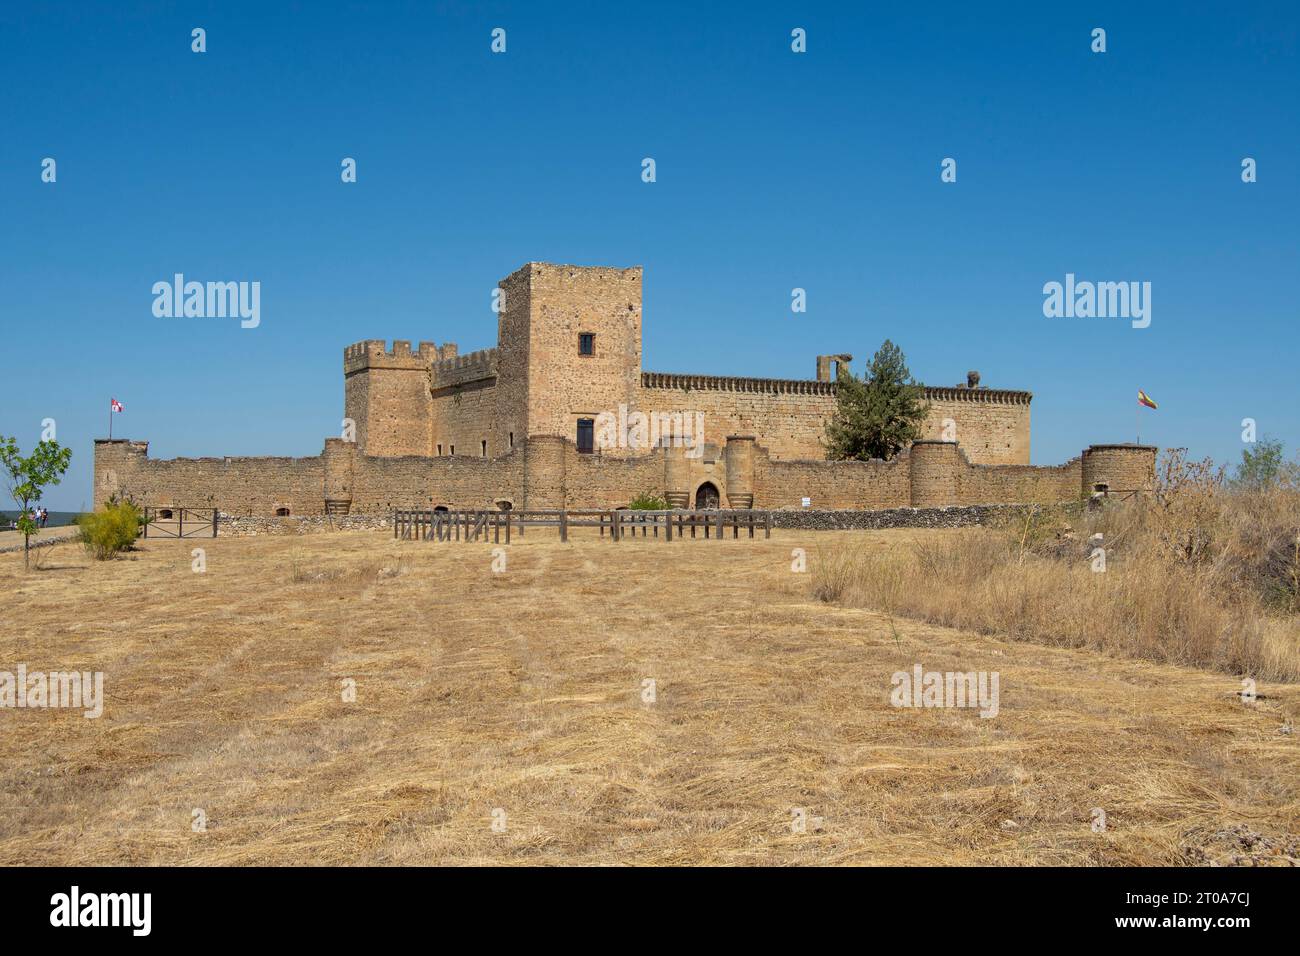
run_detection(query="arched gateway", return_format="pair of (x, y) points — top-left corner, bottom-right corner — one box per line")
(694, 482), (720, 510)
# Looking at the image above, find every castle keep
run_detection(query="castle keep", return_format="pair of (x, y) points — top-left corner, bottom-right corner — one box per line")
(94, 263), (1155, 515)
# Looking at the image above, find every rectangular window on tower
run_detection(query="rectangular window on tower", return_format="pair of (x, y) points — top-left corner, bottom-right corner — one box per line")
(576, 418), (594, 454)
(578, 333), (595, 356)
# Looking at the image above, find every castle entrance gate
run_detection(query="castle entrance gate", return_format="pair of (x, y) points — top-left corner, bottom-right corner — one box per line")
(694, 482), (720, 509)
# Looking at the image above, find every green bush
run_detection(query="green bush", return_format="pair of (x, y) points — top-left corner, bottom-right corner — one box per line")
(628, 492), (668, 510)
(78, 501), (141, 559)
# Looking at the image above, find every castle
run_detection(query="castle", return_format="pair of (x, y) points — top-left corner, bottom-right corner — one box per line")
(93, 263), (1155, 516)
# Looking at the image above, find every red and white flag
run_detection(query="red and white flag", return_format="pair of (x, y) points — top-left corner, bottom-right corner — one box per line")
(111, 398), (124, 412)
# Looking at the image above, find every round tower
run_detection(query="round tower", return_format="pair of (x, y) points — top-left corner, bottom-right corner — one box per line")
(523, 435), (567, 510)
(1081, 444), (1157, 497)
(663, 443), (690, 509)
(909, 440), (961, 507)
(724, 435), (756, 508)
(322, 438), (356, 515)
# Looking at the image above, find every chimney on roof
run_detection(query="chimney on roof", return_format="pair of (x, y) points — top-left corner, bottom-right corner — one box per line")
(816, 354), (855, 383)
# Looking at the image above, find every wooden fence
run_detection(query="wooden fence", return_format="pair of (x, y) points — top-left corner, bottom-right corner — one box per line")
(393, 509), (773, 543)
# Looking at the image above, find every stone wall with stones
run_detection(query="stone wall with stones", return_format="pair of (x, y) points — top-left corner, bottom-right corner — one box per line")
(211, 504), (1073, 537)
(637, 376), (1031, 465)
(96, 434), (1153, 517)
(561, 441), (665, 509)
(218, 513), (393, 536)
(770, 504), (1071, 531)
(94, 439), (328, 516)
(753, 447), (912, 510)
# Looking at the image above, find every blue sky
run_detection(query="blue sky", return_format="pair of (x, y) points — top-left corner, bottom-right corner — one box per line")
(2, 1), (1296, 509)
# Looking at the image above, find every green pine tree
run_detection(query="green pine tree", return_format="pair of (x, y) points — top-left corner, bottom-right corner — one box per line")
(824, 341), (930, 461)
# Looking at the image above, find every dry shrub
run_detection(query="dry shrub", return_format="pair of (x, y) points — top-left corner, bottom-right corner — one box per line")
(77, 501), (141, 560)
(813, 452), (1300, 682)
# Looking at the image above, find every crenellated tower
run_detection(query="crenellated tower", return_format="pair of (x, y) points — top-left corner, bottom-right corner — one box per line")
(343, 339), (452, 456)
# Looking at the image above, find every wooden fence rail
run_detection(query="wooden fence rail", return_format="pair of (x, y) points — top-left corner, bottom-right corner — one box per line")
(393, 509), (772, 543)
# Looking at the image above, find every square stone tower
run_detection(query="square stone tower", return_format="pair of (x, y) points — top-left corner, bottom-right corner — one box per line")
(343, 340), (450, 456)
(495, 263), (643, 443)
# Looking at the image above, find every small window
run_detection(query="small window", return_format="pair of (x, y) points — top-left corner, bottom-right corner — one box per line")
(275, 507), (290, 517)
(481, 440), (487, 457)
(449, 445), (454, 455)
(577, 418), (594, 454)
(578, 333), (595, 356)
(159, 509), (174, 519)
(437, 444), (442, 456)
(509, 432), (514, 449)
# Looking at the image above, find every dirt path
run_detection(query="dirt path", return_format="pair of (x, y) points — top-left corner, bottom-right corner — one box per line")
(0, 527), (80, 551)
(0, 528), (1295, 865)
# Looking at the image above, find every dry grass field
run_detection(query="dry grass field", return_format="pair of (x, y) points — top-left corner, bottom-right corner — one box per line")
(1, 526), (1296, 866)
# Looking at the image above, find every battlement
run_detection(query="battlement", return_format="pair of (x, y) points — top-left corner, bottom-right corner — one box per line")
(509, 262), (644, 283)
(344, 339), (453, 374)
(923, 385), (1032, 405)
(643, 371), (835, 395)
(430, 347), (499, 389)
(642, 370), (1031, 404)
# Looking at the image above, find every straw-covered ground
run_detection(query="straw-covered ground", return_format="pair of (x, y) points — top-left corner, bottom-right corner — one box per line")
(1, 526), (1295, 865)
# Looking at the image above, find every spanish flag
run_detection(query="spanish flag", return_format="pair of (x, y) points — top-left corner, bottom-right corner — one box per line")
(1138, 389), (1158, 409)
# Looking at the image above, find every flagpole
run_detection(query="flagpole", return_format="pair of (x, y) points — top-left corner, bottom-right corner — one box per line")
(108, 400), (112, 440)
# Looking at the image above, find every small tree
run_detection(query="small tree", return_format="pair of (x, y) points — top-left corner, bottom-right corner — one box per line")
(1234, 437), (1298, 489)
(825, 340), (930, 461)
(0, 436), (73, 569)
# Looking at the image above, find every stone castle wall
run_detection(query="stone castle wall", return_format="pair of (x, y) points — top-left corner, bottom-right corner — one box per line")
(94, 435), (1155, 517)
(637, 376), (1031, 466)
